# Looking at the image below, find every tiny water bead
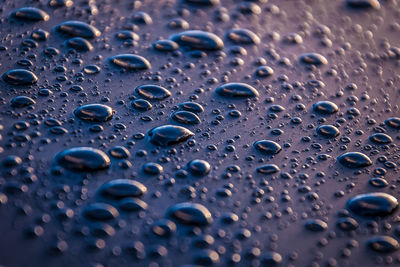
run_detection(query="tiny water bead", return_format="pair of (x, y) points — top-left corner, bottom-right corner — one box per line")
(337, 152), (372, 168)
(74, 104), (114, 123)
(166, 202), (213, 226)
(347, 192), (398, 217)
(215, 82), (259, 98)
(54, 147), (110, 172)
(147, 125), (194, 147)
(2, 69), (38, 85)
(170, 30), (224, 51)
(108, 54), (151, 70)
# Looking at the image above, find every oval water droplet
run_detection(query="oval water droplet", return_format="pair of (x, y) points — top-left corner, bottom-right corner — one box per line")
(2, 69), (38, 85)
(347, 192), (398, 217)
(166, 202), (212, 226)
(171, 111), (201, 125)
(369, 133), (392, 144)
(178, 102), (204, 113)
(253, 140), (282, 155)
(74, 104), (114, 123)
(10, 96), (36, 108)
(367, 236), (399, 253)
(187, 160), (211, 176)
(215, 83), (259, 98)
(153, 40), (179, 52)
(337, 152), (372, 168)
(313, 101), (338, 115)
(83, 203), (119, 221)
(147, 125), (194, 147)
(109, 54), (151, 70)
(55, 20), (101, 38)
(384, 117), (400, 129)
(256, 164), (280, 175)
(54, 147), (110, 172)
(135, 85), (171, 101)
(316, 125), (340, 138)
(98, 179), (147, 199)
(227, 28), (260, 44)
(10, 7), (50, 22)
(299, 52), (328, 66)
(170, 30), (224, 51)
(347, 0), (380, 9)
(65, 37), (93, 52)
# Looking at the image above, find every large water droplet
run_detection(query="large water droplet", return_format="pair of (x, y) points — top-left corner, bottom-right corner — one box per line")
(135, 85), (171, 101)
(337, 152), (372, 168)
(253, 140), (282, 155)
(109, 54), (151, 70)
(215, 83), (259, 98)
(2, 69), (38, 85)
(166, 202), (212, 226)
(347, 192), (398, 217)
(367, 236), (399, 252)
(55, 20), (101, 38)
(74, 104), (114, 123)
(98, 179), (147, 199)
(170, 30), (224, 51)
(54, 147), (110, 172)
(147, 125), (194, 147)
(171, 111), (201, 125)
(10, 7), (50, 22)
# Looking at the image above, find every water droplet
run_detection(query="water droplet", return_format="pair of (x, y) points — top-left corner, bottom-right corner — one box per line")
(109, 54), (151, 70)
(178, 102), (204, 113)
(10, 96), (36, 108)
(347, 192), (398, 217)
(316, 125), (340, 138)
(65, 37), (93, 52)
(2, 69), (38, 85)
(347, 0), (380, 9)
(187, 160), (211, 176)
(170, 30), (224, 51)
(253, 140), (282, 155)
(256, 164), (280, 175)
(313, 101), (338, 115)
(55, 20), (101, 39)
(10, 7), (50, 22)
(166, 202), (212, 226)
(305, 219), (328, 232)
(153, 40), (179, 52)
(98, 179), (147, 199)
(171, 111), (201, 125)
(74, 104), (114, 123)
(367, 236), (399, 252)
(337, 152), (372, 168)
(299, 53), (328, 66)
(147, 125), (194, 147)
(83, 203), (119, 221)
(135, 85), (171, 101)
(384, 117), (400, 129)
(369, 133), (392, 144)
(215, 83), (259, 98)
(54, 147), (110, 172)
(227, 28), (260, 44)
